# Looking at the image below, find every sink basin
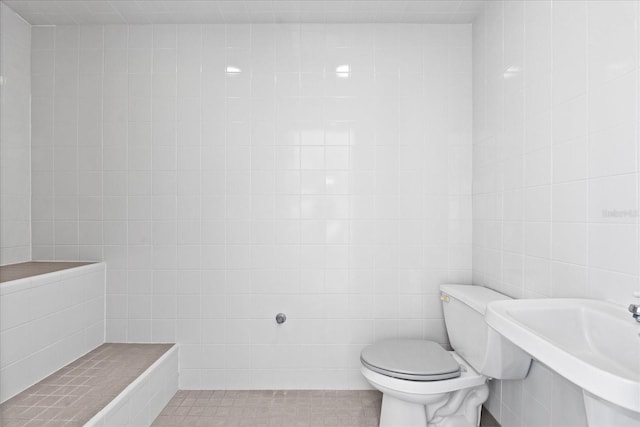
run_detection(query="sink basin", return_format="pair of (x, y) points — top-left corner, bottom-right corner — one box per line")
(486, 298), (640, 415)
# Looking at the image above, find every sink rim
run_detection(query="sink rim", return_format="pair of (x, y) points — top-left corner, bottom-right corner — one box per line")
(486, 298), (640, 414)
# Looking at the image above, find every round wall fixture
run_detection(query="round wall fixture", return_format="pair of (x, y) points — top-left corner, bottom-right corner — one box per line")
(275, 313), (287, 324)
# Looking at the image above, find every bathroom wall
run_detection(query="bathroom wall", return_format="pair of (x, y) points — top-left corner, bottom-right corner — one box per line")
(0, 3), (31, 265)
(30, 23), (472, 388)
(473, 1), (639, 425)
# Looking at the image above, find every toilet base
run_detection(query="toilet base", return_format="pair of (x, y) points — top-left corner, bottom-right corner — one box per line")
(377, 383), (489, 427)
(380, 394), (431, 426)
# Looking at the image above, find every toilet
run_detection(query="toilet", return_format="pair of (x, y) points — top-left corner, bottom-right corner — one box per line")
(360, 284), (532, 427)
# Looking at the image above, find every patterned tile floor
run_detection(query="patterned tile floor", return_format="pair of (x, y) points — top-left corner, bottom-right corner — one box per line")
(152, 390), (382, 427)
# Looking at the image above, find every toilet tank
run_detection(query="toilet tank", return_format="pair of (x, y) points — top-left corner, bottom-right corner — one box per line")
(440, 284), (531, 380)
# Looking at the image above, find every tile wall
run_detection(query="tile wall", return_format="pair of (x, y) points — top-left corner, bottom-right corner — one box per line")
(472, 1), (639, 425)
(30, 23), (472, 389)
(0, 3), (31, 265)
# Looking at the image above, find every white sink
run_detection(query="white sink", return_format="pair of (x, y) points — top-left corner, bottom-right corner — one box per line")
(486, 298), (640, 418)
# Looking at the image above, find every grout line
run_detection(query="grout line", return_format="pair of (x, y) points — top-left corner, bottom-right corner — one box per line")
(636, 0), (640, 295)
(498, 0), (505, 296)
(51, 25), (57, 261)
(223, 23), (229, 387)
(125, 24), (130, 341)
(100, 24), (106, 340)
(172, 26), (177, 345)
(247, 22), (255, 382)
(519, 1), (526, 299)
(198, 22), (204, 371)
(585, 1), (590, 300)
(26, 12), (33, 263)
(75, 26), (80, 262)
(548, 0), (554, 299)
(150, 23), (156, 344)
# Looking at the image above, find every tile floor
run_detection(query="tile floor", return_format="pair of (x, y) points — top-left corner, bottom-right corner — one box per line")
(152, 390), (382, 427)
(0, 343), (174, 426)
(152, 390), (501, 427)
(481, 407), (500, 427)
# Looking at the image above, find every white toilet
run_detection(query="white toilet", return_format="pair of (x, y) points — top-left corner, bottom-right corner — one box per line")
(360, 284), (532, 427)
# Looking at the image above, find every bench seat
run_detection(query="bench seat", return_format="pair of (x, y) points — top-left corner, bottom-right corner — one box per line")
(0, 343), (177, 427)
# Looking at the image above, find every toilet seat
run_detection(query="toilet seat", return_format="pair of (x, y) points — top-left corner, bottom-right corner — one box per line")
(360, 339), (461, 381)
(361, 351), (486, 395)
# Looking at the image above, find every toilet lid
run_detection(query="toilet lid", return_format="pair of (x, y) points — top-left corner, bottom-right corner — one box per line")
(361, 339), (461, 381)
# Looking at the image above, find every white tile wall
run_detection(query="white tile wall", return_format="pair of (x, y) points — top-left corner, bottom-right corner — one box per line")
(30, 23), (472, 389)
(0, 3), (31, 265)
(0, 263), (106, 402)
(473, 1), (639, 425)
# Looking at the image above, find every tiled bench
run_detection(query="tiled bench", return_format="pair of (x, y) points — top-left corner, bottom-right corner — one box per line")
(0, 262), (106, 402)
(0, 343), (178, 427)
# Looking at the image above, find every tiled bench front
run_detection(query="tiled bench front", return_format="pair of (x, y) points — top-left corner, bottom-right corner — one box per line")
(0, 343), (178, 427)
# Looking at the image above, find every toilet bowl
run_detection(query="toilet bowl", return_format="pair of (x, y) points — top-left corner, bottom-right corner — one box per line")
(361, 348), (488, 427)
(360, 285), (532, 427)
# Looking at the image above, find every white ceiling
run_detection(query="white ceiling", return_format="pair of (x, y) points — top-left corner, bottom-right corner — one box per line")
(3, 0), (484, 25)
